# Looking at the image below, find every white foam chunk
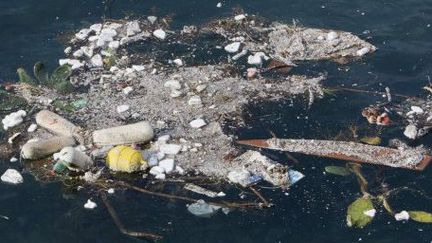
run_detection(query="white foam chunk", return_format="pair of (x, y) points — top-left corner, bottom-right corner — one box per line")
(84, 199), (97, 209)
(190, 118), (207, 128)
(2, 110), (26, 130)
(159, 159), (175, 174)
(224, 42), (241, 53)
(153, 29), (166, 40)
(1, 169), (23, 184)
(159, 144), (182, 155)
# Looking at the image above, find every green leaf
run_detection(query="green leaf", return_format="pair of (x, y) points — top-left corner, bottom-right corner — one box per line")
(33, 62), (49, 84)
(50, 64), (72, 85)
(360, 136), (381, 145)
(347, 197), (375, 228)
(325, 166), (351, 176)
(17, 68), (36, 84)
(408, 211), (432, 223)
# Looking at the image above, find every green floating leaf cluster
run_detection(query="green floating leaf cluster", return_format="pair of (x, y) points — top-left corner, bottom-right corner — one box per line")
(17, 62), (74, 93)
(346, 197), (375, 228)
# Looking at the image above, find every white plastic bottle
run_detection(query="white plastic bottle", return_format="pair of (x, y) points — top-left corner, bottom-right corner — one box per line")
(21, 136), (76, 160)
(92, 121), (154, 146)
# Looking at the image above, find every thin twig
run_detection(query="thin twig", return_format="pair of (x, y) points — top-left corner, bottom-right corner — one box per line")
(100, 192), (163, 241)
(249, 186), (271, 207)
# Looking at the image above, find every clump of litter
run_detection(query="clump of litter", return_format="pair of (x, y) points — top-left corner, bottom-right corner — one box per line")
(1, 169), (23, 184)
(2, 110), (26, 130)
(11, 14), (377, 187)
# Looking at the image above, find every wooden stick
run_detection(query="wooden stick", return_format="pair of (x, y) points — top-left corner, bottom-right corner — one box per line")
(120, 182), (261, 209)
(100, 192), (163, 241)
(249, 186), (271, 208)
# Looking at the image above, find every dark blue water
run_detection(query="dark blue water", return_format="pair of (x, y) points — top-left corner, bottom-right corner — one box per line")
(1, 0), (432, 242)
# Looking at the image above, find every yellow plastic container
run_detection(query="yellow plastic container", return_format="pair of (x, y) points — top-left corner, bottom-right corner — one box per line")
(106, 146), (147, 172)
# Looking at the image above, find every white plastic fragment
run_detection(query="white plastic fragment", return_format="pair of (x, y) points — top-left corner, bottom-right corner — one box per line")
(107, 188), (115, 194)
(84, 199), (97, 209)
(395, 210), (410, 221)
(147, 16), (157, 24)
(189, 118), (207, 128)
(90, 54), (103, 67)
(404, 124), (418, 139)
(234, 14), (246, 21)
(108, 41), (120, 49)
(356, 47), (371, 56)
(230, 50), (247, 62)
(188, 96), (203, 106)
(132, 65), (145, 72)
(164, 80), (181, 90)
(363, 209), (376, 218)
(159, 159), (175, 174)
(75, 28), (92, 40)
(27, 124), (37, 133)
(326, 31), (339, 41)
(150, 166), (165, 176)
(224, 42), (241, 53)
(122, 86), (133, 95)
(216, 2), (222, 7)
(247, 52), (267, 65)
(155, 173), (166, 180)
(159, 144), (182, 155)
(10, 157), (18, 163)
(1, 169), (23, 184)
(2, 110), (26, 130)
(89, 23), (102, 33)
(153, 29), (166, 40)
(8, 133), (21, 144)
(116, 105), (130, 113)
(175, 165), (185, 175)
(64, 46), (72, 55)
(227, 170), (251, 187)
(288, 169), (305, 185)
(411, 106), (424, 114)
(173, 58), (183, 66)
(187, 199), (221, 217)
(126, 21), (141, 36)
(57, 147), (94, 171)
(73, 49), (84, 58)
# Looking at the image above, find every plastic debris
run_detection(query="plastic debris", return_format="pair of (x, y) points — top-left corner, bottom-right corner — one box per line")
(106, 145), (147, 172)
(395, 211), (410, 221)
(10, 157), (18, 163)
(107, 188), (115, 194)
(54, 147), (94, 172)
(2, 110), (26, 130)
(187, 199), (221, 217)
(27, 123), (37, 133)
(7, 132), (21, 144)
(92, 121), (154, 146)
(184, 183), (221, 198)
(363, 209), (376, 218)
(21, 136), (76, 160)
(224, 42), (241, 53)
(189, 118), (206, 128)
(80, 169), (103, 183)
(159, 144), (182, 155)
(153, 29), (166, 40)
(324, 166), (351, 176)
(84, 199), (97, 209)
(35, 110), (80, 137)
(116, 104), (130, 113)
(1, 169), (23, 184)
(158, 159), (175, 174)
(288, 169), (305, 185)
